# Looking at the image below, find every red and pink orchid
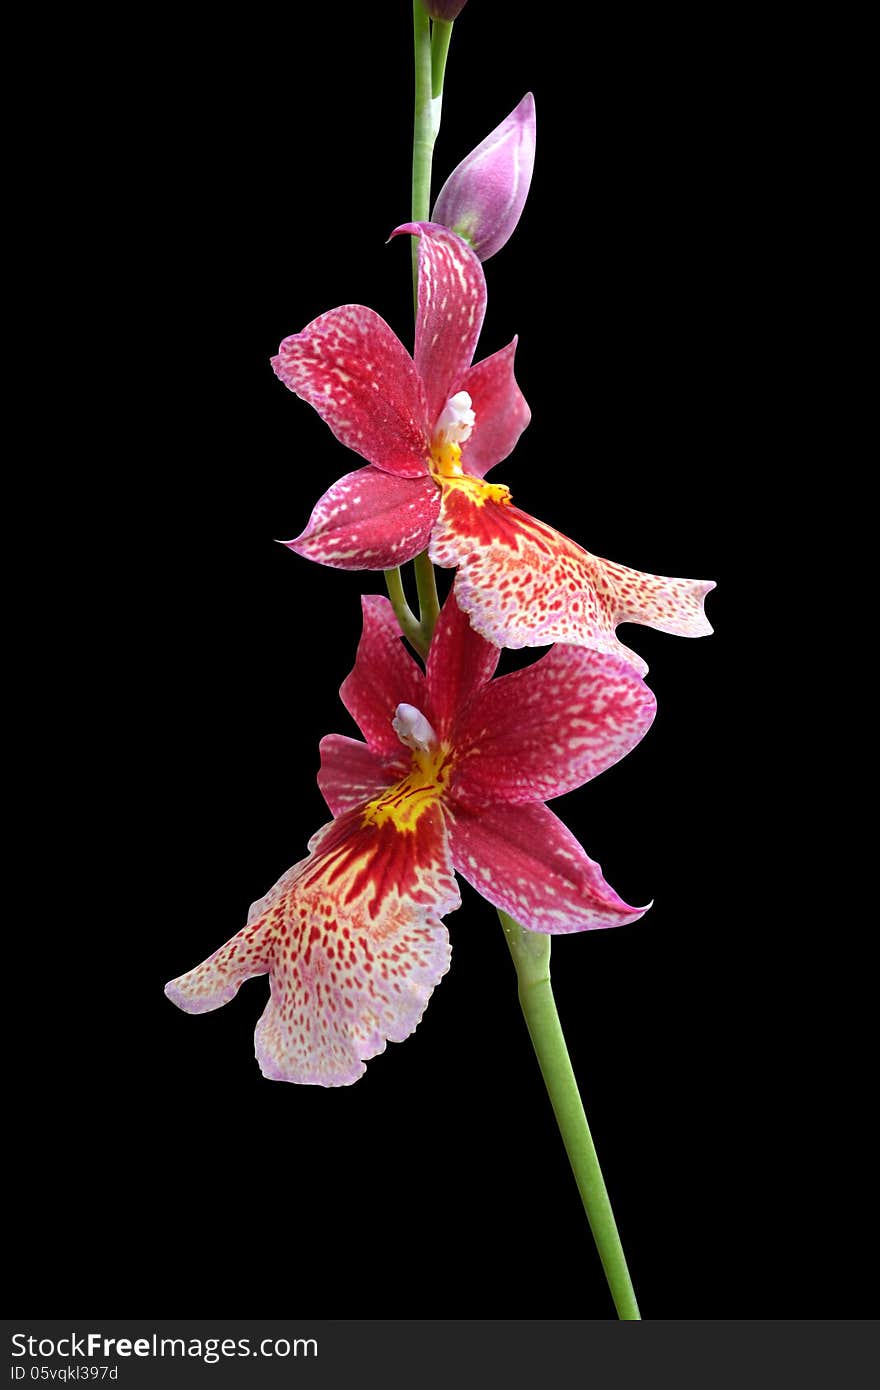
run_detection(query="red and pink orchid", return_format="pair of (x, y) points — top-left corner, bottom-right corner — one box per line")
(165, 592), (656, 1085)
(272, 221), (714, 674)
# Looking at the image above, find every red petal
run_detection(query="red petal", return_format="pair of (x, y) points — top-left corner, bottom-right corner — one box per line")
(459, 338), (531, 478)
(272, 305), (430, 477)
(450, 801), (649, 933)
(283, 466), (441, 571)
(451, 647), (656, 809)
(390, 222), (487, 431)
(430, 490), (714, 672)
(424, 588), (499, 742)
(317, 733), (405, 817)
(340, 595), (428, 756)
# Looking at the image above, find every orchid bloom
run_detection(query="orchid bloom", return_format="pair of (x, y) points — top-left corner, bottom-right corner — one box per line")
(272, 222), (713, 674)
(432, 92), (536, 260)
(165, 592), (656, 1086)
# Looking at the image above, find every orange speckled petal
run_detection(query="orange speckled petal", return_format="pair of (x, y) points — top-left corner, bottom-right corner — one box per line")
(430, 487), (714, 671)
(166, 801), (459, 1087)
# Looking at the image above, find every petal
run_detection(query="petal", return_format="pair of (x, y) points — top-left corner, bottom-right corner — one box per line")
(256, 803), (459, 1086)
(459, 338), (531, 478)
(432, 93), (537, 262)
(424, 588), (499, 742)
(451, 801), (648, 934)
(317, 733), (406, 817)
(340, 595), (428, 756)
(167, 801), (460, 1087)
(430, 488), (714, 672)
(272, 305), (430, 478)
(603, 557), (717, 638)
(390, 222), (487, 430)
(283, 466), (441, 571)
(452, 647), (656, 809)
(164, 902), (280, 1014)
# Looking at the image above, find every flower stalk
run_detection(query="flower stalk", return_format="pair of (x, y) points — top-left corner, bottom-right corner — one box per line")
(499, 911), (642, 1320)
(383, 564), (428, 657)
(386, 1), (451, 650)
(411, 0), (435, 297)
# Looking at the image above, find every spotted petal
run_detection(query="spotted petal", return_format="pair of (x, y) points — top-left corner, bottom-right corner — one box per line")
(391, 222), (487, 431)
(430, 489), (714, 672)
(425, 587), (500, 742)
(459, 338), (531, 478)
(450, 801), (648, 934)
(167, 802), (459, 1087)
(164, 913), (277, 1015)
(451, 646), (656, 809)
(272, 305), (430, 478)
(340, 595), (428, 756)
(283, 466), (441, 571)
(317, 733), (403, 817)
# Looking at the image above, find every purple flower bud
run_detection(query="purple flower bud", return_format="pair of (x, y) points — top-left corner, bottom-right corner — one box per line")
(423, 1), (469, 19)
(432, 93), (536, 261)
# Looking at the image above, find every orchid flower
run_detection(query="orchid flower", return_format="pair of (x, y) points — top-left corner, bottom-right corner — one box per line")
(272, 222), (713, 674)
(165, 592), (656, 1086)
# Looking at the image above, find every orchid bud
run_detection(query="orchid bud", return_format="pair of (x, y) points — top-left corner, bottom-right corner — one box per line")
(432, 93), (536, 261)
(422, 1), (469, 18)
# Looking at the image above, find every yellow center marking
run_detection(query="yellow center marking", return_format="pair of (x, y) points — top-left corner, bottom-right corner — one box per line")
(429, 440), (512, 508)
(363, 744), (453, 833)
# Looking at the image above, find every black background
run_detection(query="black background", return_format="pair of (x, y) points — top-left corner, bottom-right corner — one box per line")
(12, 3), (869, 1320)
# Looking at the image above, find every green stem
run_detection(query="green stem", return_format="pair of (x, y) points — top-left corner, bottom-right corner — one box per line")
(431, 18), (453, 100)
(413, 550), (440, 645)
(403, 1), (448, 649)
(498, 911), (642, 1321)
(383, 7), (447, 660)
(384, 567), (428, 658)
(411, 1), (434, 303)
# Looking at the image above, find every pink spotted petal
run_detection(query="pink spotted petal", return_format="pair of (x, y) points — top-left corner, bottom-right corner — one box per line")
(168, 801), (459, 1087)
(452, 647), (656, 809)
(424, 588), (500, 742)
(164, 906), (279, 1014)
(257, 804), (459, 1086)
(272, 305), (430, 478)
(430, 488), (714, 672)
(317, 733), (405, 817)
(451, 801), (649, 934)
(390, 222), (487, 431)
(340, 595), (428, 756)
(459, 338), (531, 478)
(282, 466), (441, 571)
